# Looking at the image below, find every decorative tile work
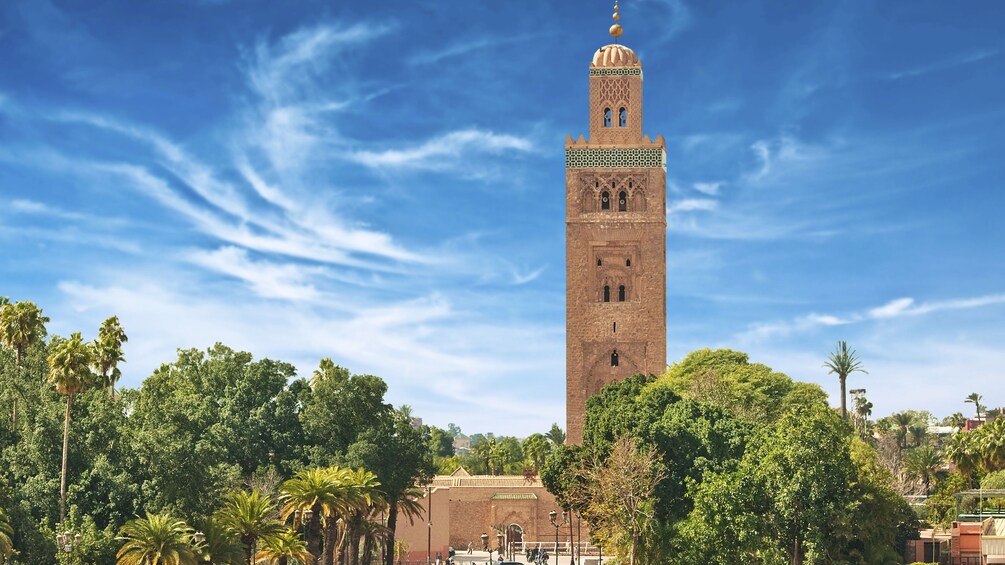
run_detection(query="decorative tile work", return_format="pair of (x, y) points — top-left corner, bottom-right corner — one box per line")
(566, 147), (665, 169)
(590, 68), (643, 77)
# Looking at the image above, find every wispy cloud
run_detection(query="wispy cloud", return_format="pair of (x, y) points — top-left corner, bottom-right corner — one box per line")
(349, 129), (534, 171)
(407, 33), (549, 66)
(187, 246), (323, 301)
(667, 198), (718, 213)
(886, 49), (999, 80)
(692, 182), (721, 196)
(738, 293), (1005, 343)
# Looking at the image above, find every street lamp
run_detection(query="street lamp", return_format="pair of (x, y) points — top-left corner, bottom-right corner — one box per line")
(193, 531), (205, 544)
(549, 510), (570, 564)
(496, 532), (503, 560)
(56, 531), (81, 561)
(481, 532), (490, 560)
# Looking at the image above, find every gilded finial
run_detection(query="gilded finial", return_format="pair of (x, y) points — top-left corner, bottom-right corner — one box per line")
(610, 1), (623, 40)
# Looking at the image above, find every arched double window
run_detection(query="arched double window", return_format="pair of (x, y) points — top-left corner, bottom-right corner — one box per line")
(611, 350), (619, 367)
(601, 191), (610, 210)
(619, 107), (627, 127)
(603, 108), (612, 128)
(603, 285), (611, 302)
(618, 191), (627, 212)
(618, 285), (626, 302)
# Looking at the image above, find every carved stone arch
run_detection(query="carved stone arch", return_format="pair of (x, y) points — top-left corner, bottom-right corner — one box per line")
(580, 186), (596, 213)
(632, 186), (647, 211)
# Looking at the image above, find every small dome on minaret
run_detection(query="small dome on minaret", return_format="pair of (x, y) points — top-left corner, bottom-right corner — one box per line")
(591, 44), (641, 68)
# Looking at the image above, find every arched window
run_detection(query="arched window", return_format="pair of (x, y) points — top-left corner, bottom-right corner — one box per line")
(626, 258), (631, 267)
(603, 285), (610, 302)
(601, 191), (610, 210)
(611, 350), (619, 367)
(619, 107), (627, 127)
(618, 191), (627, 212)
(618, 285), (626, 302)
(603, 108), (612, 127)
(597, 258), (602, 267)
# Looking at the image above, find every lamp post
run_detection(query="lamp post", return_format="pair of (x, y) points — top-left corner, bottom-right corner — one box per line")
(549, 510), (570, 564)
(496, 532), (503, 561)
(56, 531), (81, 563)
(481, 532), (489, 560)
(427, 486), (433, 565)
(193, 530), (205, 545)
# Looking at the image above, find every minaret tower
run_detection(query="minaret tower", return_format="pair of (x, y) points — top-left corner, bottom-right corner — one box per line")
(565, 2), (667, 444)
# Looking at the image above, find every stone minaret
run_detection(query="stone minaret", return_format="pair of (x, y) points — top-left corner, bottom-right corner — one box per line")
(565, 4), (667, 444)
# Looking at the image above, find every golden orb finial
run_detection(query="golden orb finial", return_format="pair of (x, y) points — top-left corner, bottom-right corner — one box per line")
(610, 1), (623, 39)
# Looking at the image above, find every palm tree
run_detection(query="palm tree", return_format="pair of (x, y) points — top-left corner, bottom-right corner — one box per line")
(946, 412), (967, 429)
(909, 424), (928, 447)
(116, 512), (198, 565)
(93, 315), (128, 396)
(966, 393), (985, 423)
(0, 300), (49, 428)
(0, 505), (14, 564)
(192, 517), (244, 565)
(823, 341), (868, 419)
(255, 529), (314, 565)
(946, 430), (980, 477)
(906, 446), (942, 495)
(544, 423), (566, 446)
(280, 467), (350, 561)
(522, 433), (552, 472)
(47, 331), (94, 524)
(891, 412), (914, 449)
(217, 490), (286, 565)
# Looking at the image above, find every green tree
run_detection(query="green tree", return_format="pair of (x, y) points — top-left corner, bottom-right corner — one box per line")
(905, 445), (942, 495)
(522, 433), (553, 473)
(965, 392), (984, 422)
(823, 341), (868, 420)
(427, 426), (454, 458)
(279, 466), (374, 563)
(254, 529), (313, 565)
(93, 316), (128, 396)
(47, 331), (95, 524)
(891, 412), (914, 449)
(545, 424), (566, 446)
(582, 436), (665, 565)
(192, 517), (244, 565)
(0, 505), (13, 563)
(115, 512), (198, 565)
(344, 409), (433, 565)
(0, 300), (49, 429)
(216, 490), (285, 565)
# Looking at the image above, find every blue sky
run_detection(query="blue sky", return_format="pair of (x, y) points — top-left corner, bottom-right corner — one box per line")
(1, 0), (1003, 436)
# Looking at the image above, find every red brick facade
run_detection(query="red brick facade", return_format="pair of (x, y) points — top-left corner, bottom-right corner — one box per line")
(566, 44), (667, 444)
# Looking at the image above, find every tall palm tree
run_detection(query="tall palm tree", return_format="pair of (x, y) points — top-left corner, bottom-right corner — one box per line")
(906, 446), (942, 495)
(47, 331), (94, 524)
(216, 490), (285, 565)
(891, 412), (914, 449)
(946, 430), (980, 477)
(966, 393), (985, 423)
(522, 433), (552, 472)
(255, 529), (314, 565)
(0, 300), (50, 428)
(823, 341), (868, 419)
(279, 467), (345, 561)
(116, 512), (198, 565)
(0, 505), (14, 564)
(93, 315), (128, 396)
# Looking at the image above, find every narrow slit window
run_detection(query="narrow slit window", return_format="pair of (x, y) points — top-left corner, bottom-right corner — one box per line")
(611, 350), (619, 367)
(618, 285), (626, 302)
(626, 258), (631, 267)
(619, 107), (627, 127)
(613, 322), (617, 333)
(601, 191), (610, 210)
(618, 191), (627, 212)
(603, 285), (610, 302)
(603, 108), (612, 128)
(597, 258), (602, 267)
